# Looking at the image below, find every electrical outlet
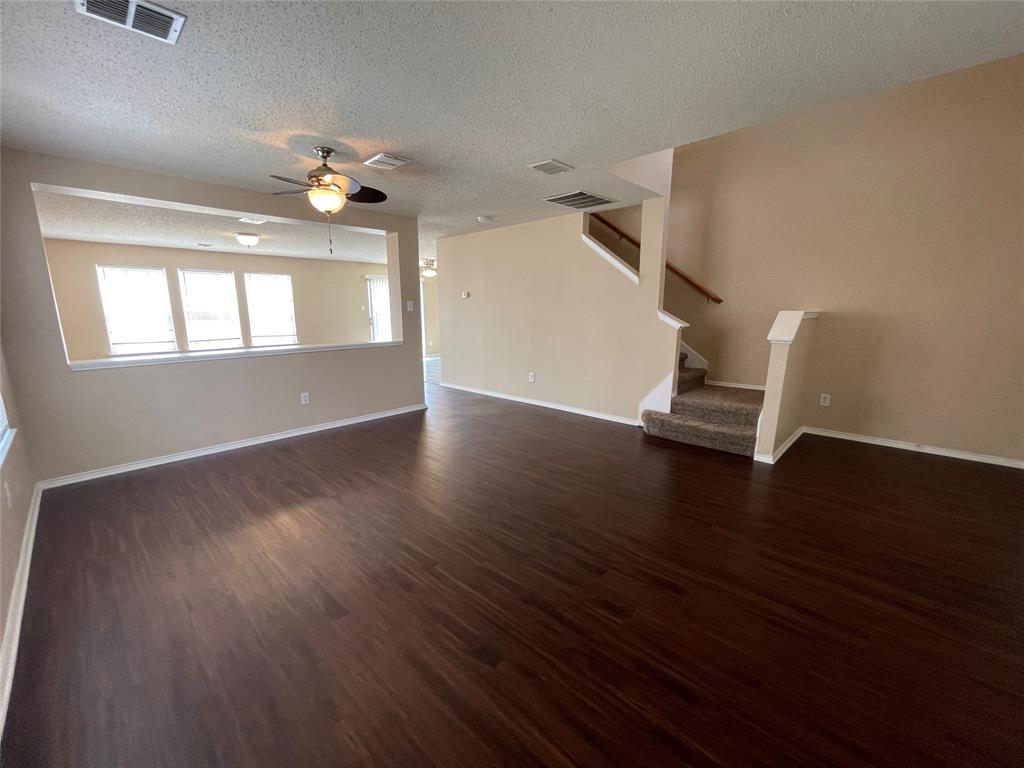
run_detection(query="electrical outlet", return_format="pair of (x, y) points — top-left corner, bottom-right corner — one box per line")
(406, 300), (414, 312)
(528, 372), (535, 383)
(461, 291), (470, 299)
(819, 393), (831, 407)
(300, 392), (311, 405)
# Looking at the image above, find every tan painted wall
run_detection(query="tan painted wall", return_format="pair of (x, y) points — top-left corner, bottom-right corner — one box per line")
(44, 239), (387, 361)
(0, 354), (36, 644)
(438, 201), (678, 422)
(420, 275), (441, 355)
(1, 148), (424, 481)
(588, 206), (642, 272)
(666, 56), (1024, 460)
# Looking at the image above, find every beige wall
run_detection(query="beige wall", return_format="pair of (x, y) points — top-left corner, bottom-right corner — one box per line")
(44, 239), (387, 361)
(0, 354), (36, 645)
(421, 275), (441, 355)
(1, 148), (424, 481)
(666, 55), (1023, 460)
(438, 201), (678, 422)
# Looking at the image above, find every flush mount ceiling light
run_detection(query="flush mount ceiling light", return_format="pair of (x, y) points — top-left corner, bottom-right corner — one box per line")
(238, 216), (267, 225)
(234, 232), (261, 247)
(420, 259), (438, 278)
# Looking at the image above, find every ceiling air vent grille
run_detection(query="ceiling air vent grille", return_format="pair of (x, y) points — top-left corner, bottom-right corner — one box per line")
(544, 190), (616, 210)
(529, 159), (574, 175)
(76, 0), (186, 44)
(363, 152), (409, 170)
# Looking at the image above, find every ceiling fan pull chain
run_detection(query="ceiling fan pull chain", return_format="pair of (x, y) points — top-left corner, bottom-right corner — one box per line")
(327, 213), (334, 255)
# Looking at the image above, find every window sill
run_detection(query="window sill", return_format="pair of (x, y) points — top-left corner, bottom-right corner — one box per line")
(68, 340), (404, 371)
(0, 427), (16, 467)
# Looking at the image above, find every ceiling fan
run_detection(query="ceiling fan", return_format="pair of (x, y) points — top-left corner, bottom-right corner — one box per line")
(270, 146), (388, 254)
(270, 146), (388, 214)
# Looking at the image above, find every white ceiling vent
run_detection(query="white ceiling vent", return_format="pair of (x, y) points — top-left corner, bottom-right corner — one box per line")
(75, 0), (185, 44)
(544, 190), (616, 210)
(529, 159), (574, 175)
(363, 152), (409, 170)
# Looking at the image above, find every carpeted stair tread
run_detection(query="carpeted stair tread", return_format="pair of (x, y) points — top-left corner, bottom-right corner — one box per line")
(641, 410), (756, 457)
(671, 385), (763, 427)
(676, 366), (707, 394)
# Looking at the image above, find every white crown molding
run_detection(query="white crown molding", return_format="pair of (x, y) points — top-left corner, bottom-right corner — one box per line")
(39, 403), (427, 489)
(441, 382), (641, 426)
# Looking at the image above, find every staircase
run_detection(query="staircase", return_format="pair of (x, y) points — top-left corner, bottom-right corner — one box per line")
(641, 351), (764, 457)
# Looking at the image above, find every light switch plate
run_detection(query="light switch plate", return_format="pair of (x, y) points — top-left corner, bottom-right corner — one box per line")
(406, 300), (414, 312)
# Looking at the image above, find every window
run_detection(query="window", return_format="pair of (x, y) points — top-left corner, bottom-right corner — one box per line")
(178, 269), (242, 350)
(366, 275), (392, 342)
(0, 392), (12, 465)
(244, 273), (297, 346)
(96, 266), (177, 355)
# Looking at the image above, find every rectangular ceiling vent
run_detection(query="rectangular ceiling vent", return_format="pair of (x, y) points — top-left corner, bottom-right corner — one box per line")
(363, 152), (409, 170)
(529, 159), (574, 175)
(544, 190), (616, 210)
(75, 0), (185, 44)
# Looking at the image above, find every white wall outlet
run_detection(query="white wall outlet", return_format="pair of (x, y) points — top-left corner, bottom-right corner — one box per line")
(819, 393), (831, 407)
(528, 372), (536, 383)
(406, 300), (414, 312)
(428, 340), (434, 348)
(461, 291), (470, 299)
(300, 392), (311, 405)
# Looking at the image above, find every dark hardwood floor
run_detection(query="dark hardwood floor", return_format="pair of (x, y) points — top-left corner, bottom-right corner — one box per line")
(3, 384), (1022, 767)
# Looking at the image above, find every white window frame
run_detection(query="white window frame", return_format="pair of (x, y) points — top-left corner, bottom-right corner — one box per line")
(0, 393), (14, 466)
(366, 275), (392, 343)
(177, 268), (244, 351)
(243, 271), (298, 347)
(95, 265), (178, 356)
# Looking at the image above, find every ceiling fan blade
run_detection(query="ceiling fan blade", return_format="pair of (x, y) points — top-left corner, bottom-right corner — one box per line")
(347, 186), (387, 204)
(272, 189), (308, 195)
(270, 174), (314, 188)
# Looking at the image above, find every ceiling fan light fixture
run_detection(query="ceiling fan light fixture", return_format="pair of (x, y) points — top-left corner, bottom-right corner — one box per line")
(307, 185), (346, 214)
(234, 232), (261, 247)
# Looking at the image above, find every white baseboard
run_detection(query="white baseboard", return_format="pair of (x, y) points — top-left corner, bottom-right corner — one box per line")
(39, 403), (428, 490)
(755, 425), (1023, 469)
(801, 427), (1024, 469)
(0, 482), (42, 742)
(754, 426), (804, 464)
(441, 383), (641, 426)
(705, 380), (766, 391)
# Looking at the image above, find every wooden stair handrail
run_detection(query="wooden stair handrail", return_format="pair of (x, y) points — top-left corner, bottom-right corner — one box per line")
(666, 261), (724, 304)
(590, 212), (723, 304)
(590, 213), (640, 250)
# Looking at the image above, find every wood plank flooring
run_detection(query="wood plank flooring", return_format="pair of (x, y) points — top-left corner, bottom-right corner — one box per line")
(3, 384), (1022, 767)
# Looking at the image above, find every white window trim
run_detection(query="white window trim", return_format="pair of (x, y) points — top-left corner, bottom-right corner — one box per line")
(66, 340), (404, 371)
(96, 264), (179, 355)
(0, 396), (14, 467)
(177, 267), (245, 351)
(244, 271), (298, 347)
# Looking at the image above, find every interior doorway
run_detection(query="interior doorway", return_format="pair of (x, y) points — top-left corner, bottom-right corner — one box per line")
(419, 263), (441, 383)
